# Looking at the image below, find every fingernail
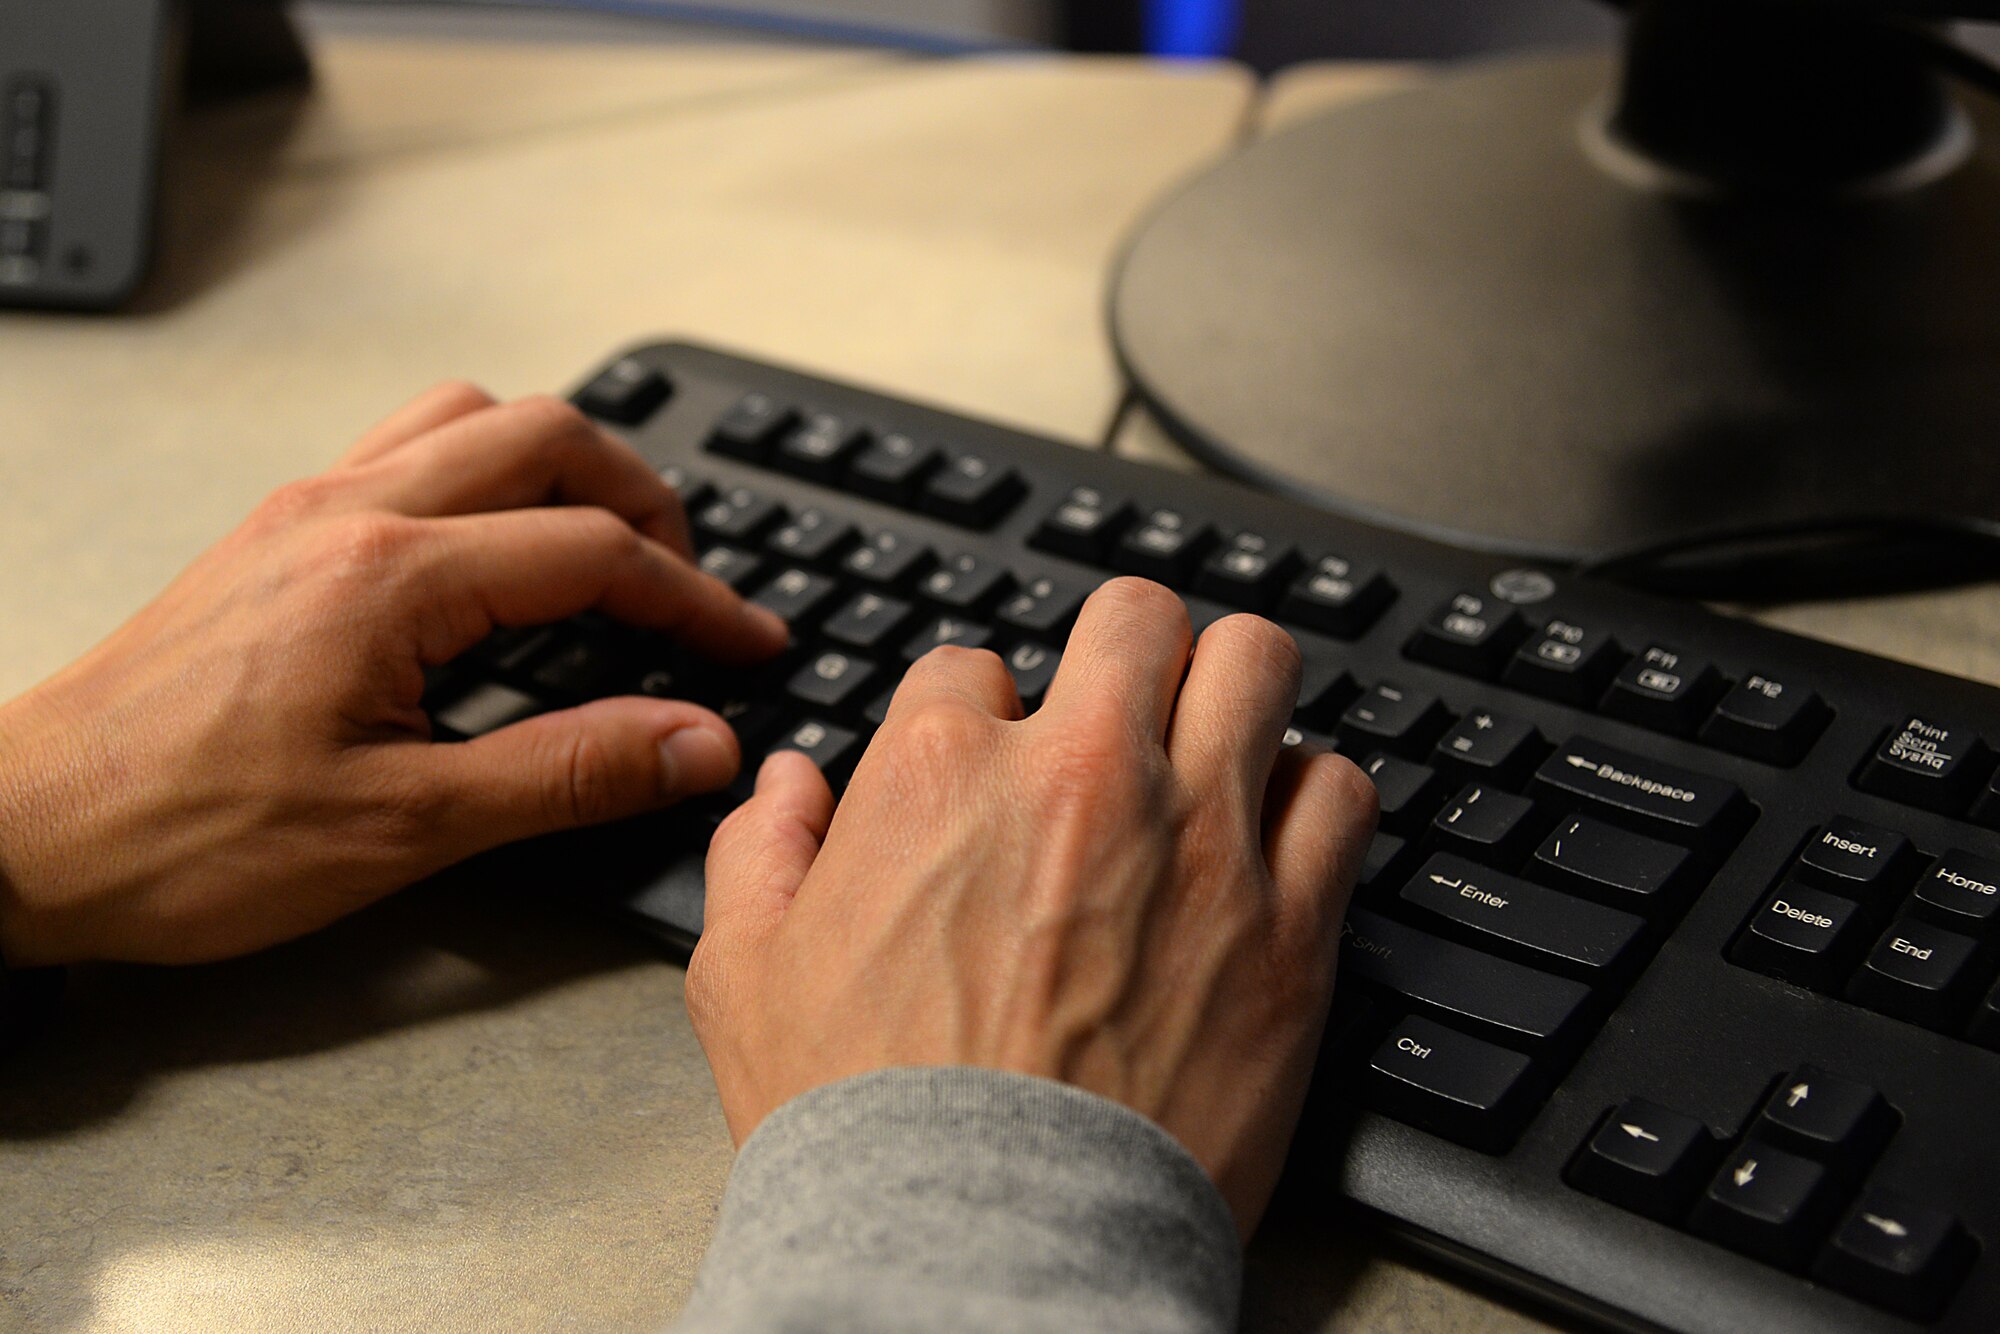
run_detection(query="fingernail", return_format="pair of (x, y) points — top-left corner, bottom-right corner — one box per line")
(659, 725), (735, 797)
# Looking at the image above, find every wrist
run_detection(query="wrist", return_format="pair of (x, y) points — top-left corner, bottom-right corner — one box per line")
(0, 688), (95, 967)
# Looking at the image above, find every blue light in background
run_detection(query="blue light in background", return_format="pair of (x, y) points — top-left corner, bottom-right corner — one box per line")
(1146, 0), (1239, 57)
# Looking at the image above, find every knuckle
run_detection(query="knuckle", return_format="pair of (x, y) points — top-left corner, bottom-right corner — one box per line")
(432, 378), (495, 411)
(256, 475), (338, 527)
(541, 727), (626, 827)
(1205, 614), (1300, 678)
(891, 697), (991, 761)
(314, 512), (425, 579)
(1090, 575), (1186, 626)
(508, 393), (593, 443)
(568, 505), (643, 555)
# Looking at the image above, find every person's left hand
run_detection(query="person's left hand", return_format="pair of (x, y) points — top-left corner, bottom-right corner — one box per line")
(0, 382), (788, 968)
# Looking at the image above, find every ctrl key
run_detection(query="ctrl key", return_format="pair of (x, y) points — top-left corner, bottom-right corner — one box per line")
(1362, 1016), (1545, 1153)
(1812, 1189), (1978, 1321)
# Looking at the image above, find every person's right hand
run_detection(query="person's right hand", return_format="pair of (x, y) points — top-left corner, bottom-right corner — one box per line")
(688, 578), (1379, 1239)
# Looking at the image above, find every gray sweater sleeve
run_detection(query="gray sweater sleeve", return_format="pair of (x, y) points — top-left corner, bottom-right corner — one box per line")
(673, 1067), (1242, 1334)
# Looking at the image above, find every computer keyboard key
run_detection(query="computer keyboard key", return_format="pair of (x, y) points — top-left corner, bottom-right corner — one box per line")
(1530, 816), (1692, 913)
(1292, 657), (1355, 728)
(657, 465), (714, 512)
(1432, 785), (1539, 864)
(1362, 1015), (1546, 1152)
(717, 698), (787, 753)
(1503, 617), (1623, 706)
(574, 358), (671, 425)
(1752, 1066), (1895, 1164)
(1003, 642), (1061, 711)
(1276, 555), (1394, 639)
(1794, 817), (1918, 900)
(1338, 683), (1451, 758)
(1406, 592), (1528, 678)
(1357, 831), (1412, 891)
(1813, 1189), (1978, 1322)
(1030, 485), (1132, 562)
(694, 488), (786, 544)
(921, 452), (1023, 527)
(1599, 644), (1723, 737)
(843, 530), (937, 588)
(775, 411), (868, 481)
(1912, 849), (2000, 930)
(1401, 854), (1645, 974)
(1846, 917), (1983, 1028)
(1432, 709), (1543, 786)
(766, 508), (858, 565)
(1193, 531), (1300, 611)
(1730, 882), (1872, 990)
(1699, 675), (1831, 767)
(752, 568), (841, 626)
(787, 651), (880, 713)
(1359, 754), (1448, 835)
(1567, 1098), (1720, 1223)
(1856, 716), (1992, 813)
(525, 636), (620, 698)
(1532, 738), (1746, 846)
(770, 719), (863, 786)
(822, 592), (916, 652)
(433, 681), (544, 739)
(1690, 1142), (1841, 1270)
(995, 576), (1087, 639)
(708, 391), (795, 460)
(862, 685), (898, 728)
(846, 431), (941, 503)
(1113, 507), (1213, 585)
(698, 545), (765, 592)
(902, 615), (993, 661)
(1339, 909), (1594, 1051)
(919, 553), (1014, 613)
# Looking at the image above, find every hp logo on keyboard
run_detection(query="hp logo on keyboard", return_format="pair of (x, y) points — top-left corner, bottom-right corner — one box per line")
(1490, 569), (1557, 605)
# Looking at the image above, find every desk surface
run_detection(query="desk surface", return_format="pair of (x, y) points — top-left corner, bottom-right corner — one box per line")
(3, 33), (1984, 1334)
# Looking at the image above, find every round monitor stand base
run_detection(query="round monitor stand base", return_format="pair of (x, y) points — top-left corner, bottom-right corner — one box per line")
(1108, 54), (2000, 562)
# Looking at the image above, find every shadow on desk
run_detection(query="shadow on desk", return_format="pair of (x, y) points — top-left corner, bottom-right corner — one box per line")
(0, 870), (657, 1138)
(125, 86), (323, 315)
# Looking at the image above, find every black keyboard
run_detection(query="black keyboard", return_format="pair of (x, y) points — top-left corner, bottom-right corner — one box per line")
(427, 342), (2000, 1333)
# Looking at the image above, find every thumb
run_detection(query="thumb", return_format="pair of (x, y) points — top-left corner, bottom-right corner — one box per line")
(699, 749), (835, 952)
(431, 696), (741, 851)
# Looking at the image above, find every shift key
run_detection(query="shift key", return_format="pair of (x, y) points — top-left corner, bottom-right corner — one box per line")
(1534, 738), (1747, 846)
(1340, 909), (1595, 1050)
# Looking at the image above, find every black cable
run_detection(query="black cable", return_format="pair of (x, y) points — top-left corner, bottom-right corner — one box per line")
(1574, 515), (2000, 602)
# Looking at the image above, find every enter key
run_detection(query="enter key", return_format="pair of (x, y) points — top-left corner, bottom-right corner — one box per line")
(1402, 853), (1647, 975)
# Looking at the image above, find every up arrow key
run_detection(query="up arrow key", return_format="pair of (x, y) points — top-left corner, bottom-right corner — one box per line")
(1787, 1083), (1810, 1108)
(1533, 738), (1745, 846)
(1620, 1123), (1661, 1143)
(1862, 1213), (1909, 1238)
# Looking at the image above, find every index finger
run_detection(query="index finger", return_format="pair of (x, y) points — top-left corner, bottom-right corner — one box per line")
(409, 507), (788, 666)
(347, 396), (693, 557)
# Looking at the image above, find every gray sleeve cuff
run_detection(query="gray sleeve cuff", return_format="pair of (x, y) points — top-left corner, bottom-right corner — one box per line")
(675, 1066), (1242, 1334)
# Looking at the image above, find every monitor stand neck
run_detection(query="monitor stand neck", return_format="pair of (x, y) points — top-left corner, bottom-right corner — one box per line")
(1606, 0), (1964, 195)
